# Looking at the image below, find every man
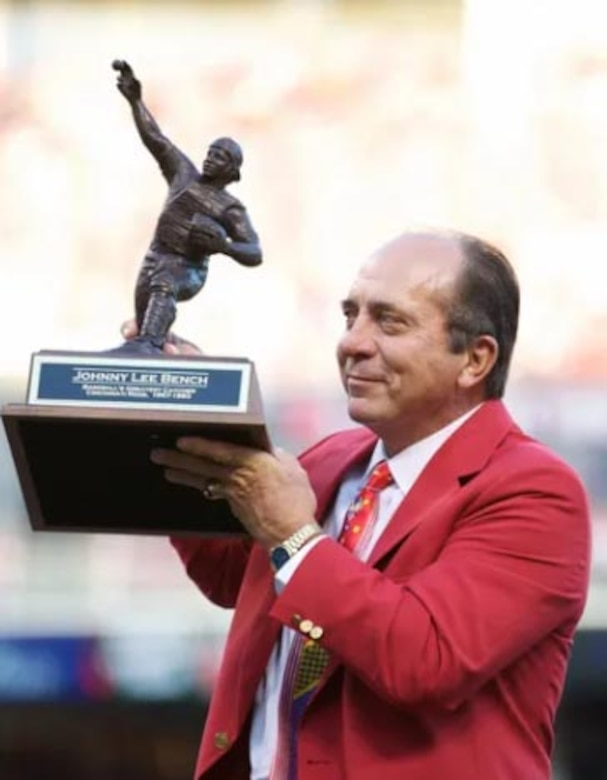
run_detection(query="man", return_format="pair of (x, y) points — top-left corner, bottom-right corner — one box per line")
(113, 60), (262, 351)
(150, 230), (590, 779)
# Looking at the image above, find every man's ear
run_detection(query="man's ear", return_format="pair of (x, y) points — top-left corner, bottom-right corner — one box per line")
(457, 335), (499, 390)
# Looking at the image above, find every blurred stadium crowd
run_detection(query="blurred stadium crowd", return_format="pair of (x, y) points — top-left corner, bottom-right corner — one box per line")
(0, 1), (606, 778)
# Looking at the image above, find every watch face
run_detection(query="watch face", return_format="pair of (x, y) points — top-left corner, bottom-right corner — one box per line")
(271, 547), (290, 571)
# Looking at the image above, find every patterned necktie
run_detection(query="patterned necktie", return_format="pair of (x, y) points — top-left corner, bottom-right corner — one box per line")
(271, 460), (394, 780)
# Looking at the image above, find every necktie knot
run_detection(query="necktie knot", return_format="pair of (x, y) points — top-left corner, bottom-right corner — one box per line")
(365, 460), (393, 492)
(338, 459), (393, 554)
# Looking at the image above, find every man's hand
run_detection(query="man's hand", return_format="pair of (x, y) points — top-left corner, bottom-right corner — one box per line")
(151, 438), (319, 550)
(120, 319), (203, 356)
(112, 59), (142, 103)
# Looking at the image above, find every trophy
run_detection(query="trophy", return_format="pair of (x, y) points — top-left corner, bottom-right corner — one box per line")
(1, 61), (269, 536)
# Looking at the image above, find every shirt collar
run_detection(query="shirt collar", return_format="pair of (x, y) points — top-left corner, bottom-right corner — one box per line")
(365, 404), (484, 494)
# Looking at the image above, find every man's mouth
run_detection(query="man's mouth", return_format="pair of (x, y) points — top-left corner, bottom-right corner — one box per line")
(346, 374), (383, 387)
(345, 365), (385, 380)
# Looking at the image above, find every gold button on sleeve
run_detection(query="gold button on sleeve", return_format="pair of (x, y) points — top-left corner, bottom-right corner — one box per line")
(299, 618), (313, 634)
(309, 625), (324, 640)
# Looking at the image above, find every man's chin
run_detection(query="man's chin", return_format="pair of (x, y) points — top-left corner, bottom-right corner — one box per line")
(346, 398), (380, 426)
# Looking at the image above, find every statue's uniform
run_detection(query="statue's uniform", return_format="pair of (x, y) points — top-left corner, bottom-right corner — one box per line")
(135, 176), (255, 346)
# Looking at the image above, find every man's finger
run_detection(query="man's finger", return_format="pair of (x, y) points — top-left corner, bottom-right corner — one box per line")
(164, 331), (204, 355)
(121, 318), (138, 339)
(164, 468), (218, 496)
(150, 447), (228, 480)
(175, 436), (260, 467)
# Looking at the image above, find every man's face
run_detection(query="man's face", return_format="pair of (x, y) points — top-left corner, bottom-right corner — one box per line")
(336, 234), (471, 453)
(202, 145), (233, 179)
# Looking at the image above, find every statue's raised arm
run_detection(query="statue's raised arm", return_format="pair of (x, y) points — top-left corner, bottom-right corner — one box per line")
(112, 59), (188, 180)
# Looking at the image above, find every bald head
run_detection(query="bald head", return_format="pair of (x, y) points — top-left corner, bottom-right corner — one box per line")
(370, 230), (464, 267)
(360, 231), (465, 314)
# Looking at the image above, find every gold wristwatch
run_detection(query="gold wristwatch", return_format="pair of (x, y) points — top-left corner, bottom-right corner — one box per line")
(269, 522), (323, 571)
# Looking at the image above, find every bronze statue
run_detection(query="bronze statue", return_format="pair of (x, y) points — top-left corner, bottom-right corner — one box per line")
(112, 60), (262, 352)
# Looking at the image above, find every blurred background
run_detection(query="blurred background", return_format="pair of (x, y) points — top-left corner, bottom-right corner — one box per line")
(0, 0), (606, 777)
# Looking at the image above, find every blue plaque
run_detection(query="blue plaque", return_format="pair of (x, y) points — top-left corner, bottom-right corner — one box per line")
(28, 353), (251, 413)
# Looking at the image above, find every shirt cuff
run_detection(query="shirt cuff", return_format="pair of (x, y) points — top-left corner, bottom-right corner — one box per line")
(274, 536), (326, 594)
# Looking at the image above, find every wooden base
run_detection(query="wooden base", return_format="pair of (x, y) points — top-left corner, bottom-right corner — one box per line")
(1, 355), (270, 536)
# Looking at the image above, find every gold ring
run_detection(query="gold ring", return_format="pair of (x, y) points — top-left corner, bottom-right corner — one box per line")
(202, 480), (220, 500)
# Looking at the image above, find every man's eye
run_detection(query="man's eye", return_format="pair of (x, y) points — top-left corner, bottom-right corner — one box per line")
(379, 313), (406, 330)
(342, 309), (356, 328)
(380, 313), (398, 324)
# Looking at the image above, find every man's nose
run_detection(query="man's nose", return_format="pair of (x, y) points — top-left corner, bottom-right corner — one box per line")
(339, 317), (376, 357)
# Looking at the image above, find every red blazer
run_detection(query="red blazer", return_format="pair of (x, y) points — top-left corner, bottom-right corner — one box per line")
(171, 401), (591, 780)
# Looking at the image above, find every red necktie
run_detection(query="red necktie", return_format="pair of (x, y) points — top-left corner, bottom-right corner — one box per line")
(271, 460), (394, 780)
(338, 460), (394, 552)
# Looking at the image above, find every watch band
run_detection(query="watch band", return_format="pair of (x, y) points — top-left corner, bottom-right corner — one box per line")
(269, 522), (323, 571)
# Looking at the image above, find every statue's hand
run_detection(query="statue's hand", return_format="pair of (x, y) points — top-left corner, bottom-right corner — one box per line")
(189, 214), (228, 255)
(112, 59), (142, 102)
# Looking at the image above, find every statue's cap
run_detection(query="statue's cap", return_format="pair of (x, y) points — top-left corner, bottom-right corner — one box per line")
(210, 137), (243, 168)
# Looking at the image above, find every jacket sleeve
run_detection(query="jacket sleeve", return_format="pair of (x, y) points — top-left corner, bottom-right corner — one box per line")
(269, 454), (591, 710)
(170, 536), (253, 608)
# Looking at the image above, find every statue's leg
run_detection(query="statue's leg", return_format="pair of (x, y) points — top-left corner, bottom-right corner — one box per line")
(139, 259), (178, 348)
(134, 254), (156, 330)
(176, 259), (209, 302)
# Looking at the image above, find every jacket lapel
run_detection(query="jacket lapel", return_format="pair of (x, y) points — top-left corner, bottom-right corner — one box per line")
(369, 400), (516, 566)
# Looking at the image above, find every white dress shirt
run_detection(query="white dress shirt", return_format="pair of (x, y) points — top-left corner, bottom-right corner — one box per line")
(249, 408), (480, 779)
